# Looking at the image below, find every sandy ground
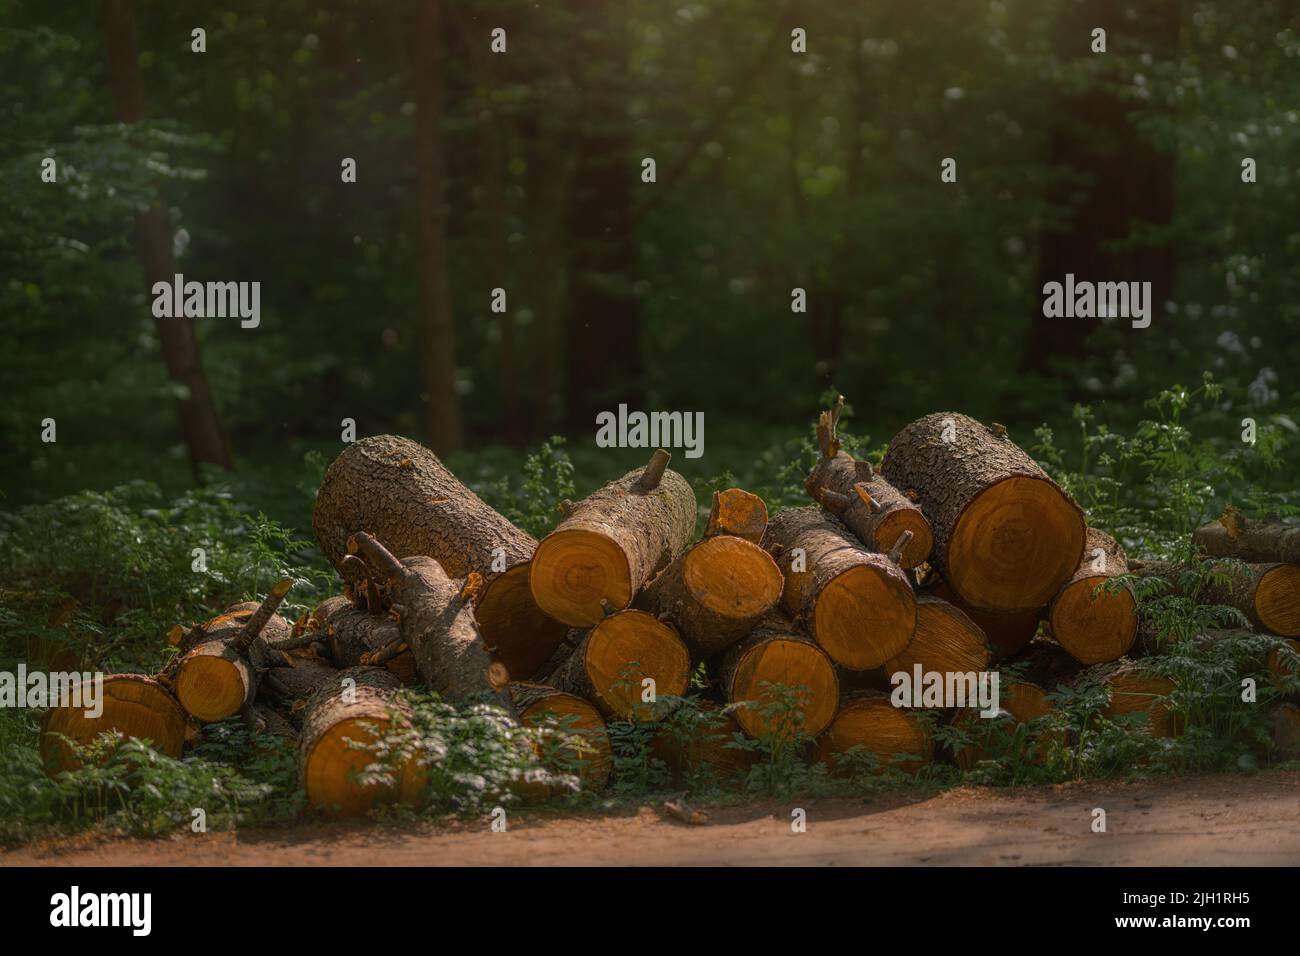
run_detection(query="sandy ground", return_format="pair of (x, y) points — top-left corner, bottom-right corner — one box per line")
(4, 771), (1298, 866)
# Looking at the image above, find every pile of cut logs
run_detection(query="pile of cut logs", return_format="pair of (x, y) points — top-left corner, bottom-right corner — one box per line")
(40, 399), (1300, 813)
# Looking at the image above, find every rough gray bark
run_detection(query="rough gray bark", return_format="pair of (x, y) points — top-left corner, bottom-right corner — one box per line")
(312, 435), (567, 678)
(880, 412), (1086, 613)
(1193, 515), (1300, 564)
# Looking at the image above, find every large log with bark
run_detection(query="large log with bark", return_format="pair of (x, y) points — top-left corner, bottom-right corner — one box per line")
(40, 673), (189, 774)
(1131, 559), (1300, 638)
(349, 533), (511, 708)
(1046, 529), (1138, 664)
(763, 505), (916, 670)
(883, 594), (990, 682)
(545, 608), (690, 721)
(634, 488), (783, 660)
(715, 613), (839, 739)
(170, 580), (294, 723)
(1193, 511), (1300, 565)
(511, 682), (612, 790)
(880, 413), (1086, 613)
(530, 449), (697, 627)
(805, 396), (934, 568)
(814, 691), (933, 774)
(299, 666), (425, 816)
(312, 435), (567, 679)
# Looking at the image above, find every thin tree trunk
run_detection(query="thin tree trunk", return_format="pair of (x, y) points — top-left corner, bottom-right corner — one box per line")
(100, 0), (233, 474)
(415, 0), (463, 454)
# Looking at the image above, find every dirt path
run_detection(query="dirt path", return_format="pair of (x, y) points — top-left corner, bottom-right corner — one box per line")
(5, 771), (1298, 866)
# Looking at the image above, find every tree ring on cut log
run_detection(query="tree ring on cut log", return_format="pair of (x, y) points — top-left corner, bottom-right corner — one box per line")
(584, 611), (689, 719)
(884, 595), (989, 678)
(873, 505), (934, 569)
(815, 694), (932, 774)
(473, 562), (565, 677)
(174, 644), (253, 722)
(813, 564), (915, 670)
(1049, 575), (1138, 664)
(531, 528), (632, 627)
(728, 636), (838, 738)
(302, 714), (425, 816)
(682, 535), (783, 620)
(1098, 669), (1177, 737)
(1257, 565), (1300, 637)
(948, 475), (1086, 612)
(40, 674), (188, 774)
(516, 689), (612, 789)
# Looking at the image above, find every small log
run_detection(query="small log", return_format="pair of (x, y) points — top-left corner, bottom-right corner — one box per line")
(1046, 529), (1138, 664)
(349, 533), (511, 708)
(299, 666), (426, 816)
(715, 612), (839, 739)
(1131, 559), (1300, 638)
(1267, 638), (1300, 693)
(883, 594), (990, 683)
(1075, 658), (1177, 738)
(316, 596), (417, 684)
(881, 413), (1086, 613)
(530, 449), (697, 627)
(814, 690), (933, 775)
(1193, 512), (1300, 565)
(763, 505), (916, 670)
(172, 580), (293, 723)
(705, 488), (768, 543)
(634, 488), (783, 660)
(806, 399), (933, 568)
(312, 435), (568, 680)
(40, 674), (188, 774)
(545, 609), (690, 721)
(953, 680), (1055, 770)
(511, 683), (612, 790)
(651, 699), (755, 783)
(928, 576), (1041, 659)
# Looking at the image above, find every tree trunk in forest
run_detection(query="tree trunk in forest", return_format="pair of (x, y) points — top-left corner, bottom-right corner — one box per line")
(414, 0), (462, 454)
(806, 398), (934, 568)
(763, 505), (916, 671)
(543, 609), (690, 721)
(100, 0), (232, 475)
(348, 533), (512, 707)
(530, 449), (697, 627)
(634, 488), (782, 661)
(881, 413), (1086, 613)
(1046, 528), (1138, 664)
(715, 612), (839, 740)
(313, 435), (568, 677)
(1193, 514), (1300, 565)
(40, 673), (188, 774)
(815, 691), (932, 775)
(1022, 0), (1178, 377)
(883, 594), (990, 682)
(299, 666), (426, 816)
(563, 0), (640, 427)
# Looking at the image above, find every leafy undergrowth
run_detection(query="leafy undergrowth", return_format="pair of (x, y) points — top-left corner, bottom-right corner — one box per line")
(2, 374), (1299, 845)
